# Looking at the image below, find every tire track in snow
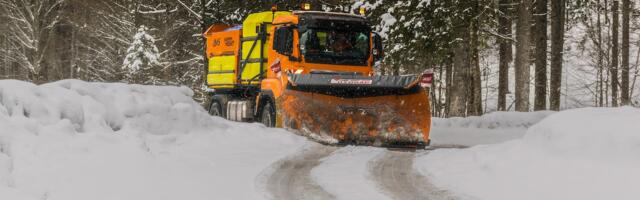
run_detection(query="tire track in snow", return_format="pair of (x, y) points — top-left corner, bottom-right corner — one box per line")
(265, 143), (338, 200)
(310, 146), (389, 200)
(370, 150), (457, 200)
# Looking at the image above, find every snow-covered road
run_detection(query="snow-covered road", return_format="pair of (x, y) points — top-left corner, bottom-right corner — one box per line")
(262, 145), (466, 200)
(264, 143), (338, 200)
(256, 111), (555, 200)
(370, 150), (456, 200)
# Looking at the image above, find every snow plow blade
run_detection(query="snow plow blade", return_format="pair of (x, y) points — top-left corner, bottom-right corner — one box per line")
(277, 74), (431, 148)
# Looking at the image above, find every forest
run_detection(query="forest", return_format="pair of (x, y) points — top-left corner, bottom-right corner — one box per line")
(0, 0), (638, 117)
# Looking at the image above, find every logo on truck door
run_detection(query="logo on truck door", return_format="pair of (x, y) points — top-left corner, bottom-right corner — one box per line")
(213, 37), (234, 47)
(224, 37), (234, 47)
(330, 78), (373, 85)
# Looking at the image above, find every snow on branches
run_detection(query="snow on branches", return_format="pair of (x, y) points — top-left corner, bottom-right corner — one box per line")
(123, 25), (162, 84)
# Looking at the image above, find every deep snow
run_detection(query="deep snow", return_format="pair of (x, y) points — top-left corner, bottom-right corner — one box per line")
(0, 80), (550, 200)
(0, 80), (308, 200)
(430, 111), (554, 146)
(417, 107), (640, 200)
(4, 79), (628, 200)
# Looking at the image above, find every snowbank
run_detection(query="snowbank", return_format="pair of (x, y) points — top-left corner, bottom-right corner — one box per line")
(430, 111), (554, 146)
(417, 107), (640, 200)
(0, 80), (307, 200)
(432, 111), (554, 129)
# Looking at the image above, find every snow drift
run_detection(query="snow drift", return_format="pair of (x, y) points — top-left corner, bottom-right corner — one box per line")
(432, 111), (554, 129)
(0, 80), (307, 200)
(430, 111), (555, 146)
(417, 107), (640, 200)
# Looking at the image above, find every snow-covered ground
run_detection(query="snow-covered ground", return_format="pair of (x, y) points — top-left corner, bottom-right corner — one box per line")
(306, 112), (553, 200)
(431, 111), (554, 146)
(417, 107), (640, 200)
(311, 146), (387, 200)
(5, 79), (634, 200)
(0, 80), (553, 200)
(0, 80), (308, 200)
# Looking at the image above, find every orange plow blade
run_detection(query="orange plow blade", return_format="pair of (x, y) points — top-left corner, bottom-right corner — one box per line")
(277, 74), (431, 147)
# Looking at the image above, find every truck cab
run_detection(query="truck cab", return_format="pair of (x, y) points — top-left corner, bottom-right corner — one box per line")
(261, 11), (385, 105)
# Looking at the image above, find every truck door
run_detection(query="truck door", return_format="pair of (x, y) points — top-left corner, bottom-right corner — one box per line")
(270, 26), (299, 77)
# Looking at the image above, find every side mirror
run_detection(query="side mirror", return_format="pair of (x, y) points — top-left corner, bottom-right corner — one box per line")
(420, 69), (434, 88)
(372, 32), (384, 62)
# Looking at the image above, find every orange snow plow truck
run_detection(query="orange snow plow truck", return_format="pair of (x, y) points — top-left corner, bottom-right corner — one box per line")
(204, 9), (433, 148)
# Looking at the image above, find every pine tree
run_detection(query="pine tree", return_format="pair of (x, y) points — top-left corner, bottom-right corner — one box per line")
(123, 25), (162, 84)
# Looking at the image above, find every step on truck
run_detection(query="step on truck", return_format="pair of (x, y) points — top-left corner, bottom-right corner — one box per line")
(204, 5), (433, 148)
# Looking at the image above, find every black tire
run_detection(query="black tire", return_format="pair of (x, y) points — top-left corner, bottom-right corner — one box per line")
(209, 100), (223, 117)
(261, 101), (276, 127)
(208, 94), (228, 118)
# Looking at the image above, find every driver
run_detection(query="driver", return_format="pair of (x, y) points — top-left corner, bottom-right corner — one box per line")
(354, 33), (368, 53)
(300, 30), (321, 54)
(330, 32), (353, 52)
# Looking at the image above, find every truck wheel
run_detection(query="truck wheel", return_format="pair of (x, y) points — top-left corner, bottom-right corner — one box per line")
(261, 101), (276, 127)
(209, 100), (223, 117)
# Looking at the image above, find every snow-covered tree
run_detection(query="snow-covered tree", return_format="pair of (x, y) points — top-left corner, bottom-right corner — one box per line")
(123, 25), (162, 84)
(0, 0), (67, 82)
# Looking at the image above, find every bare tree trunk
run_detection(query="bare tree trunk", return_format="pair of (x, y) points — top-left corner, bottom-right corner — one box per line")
(57, 1), (74, 80)
(620, 0), (630, 105)
(514, 0), (532, 112)
(392, 65), (400, 76)
(631, 49), (640, 101)
(549, 0), (565, 111)
(604, 0), (610, 106)
(12, 61), (21, 80)
(606, 57), (610, 106)
(597, 0), (604, 107)
(533, 0), (548, 111)
(445, 58), (453, 117)
(468, 2), (483, 116)
(610, 0), (619, 107)
(470, 46), (483, 115)
(0, 33), (5, 77)
(436, 63), (445, 117)
(450, 26), (470, 117)
(498, 0), (513, 111)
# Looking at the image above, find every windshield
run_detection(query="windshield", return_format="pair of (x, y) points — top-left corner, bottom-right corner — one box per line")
(299, 29), (370, 66)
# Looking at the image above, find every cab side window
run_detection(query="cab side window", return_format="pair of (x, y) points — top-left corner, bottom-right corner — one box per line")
(273, 27), (293, 56)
